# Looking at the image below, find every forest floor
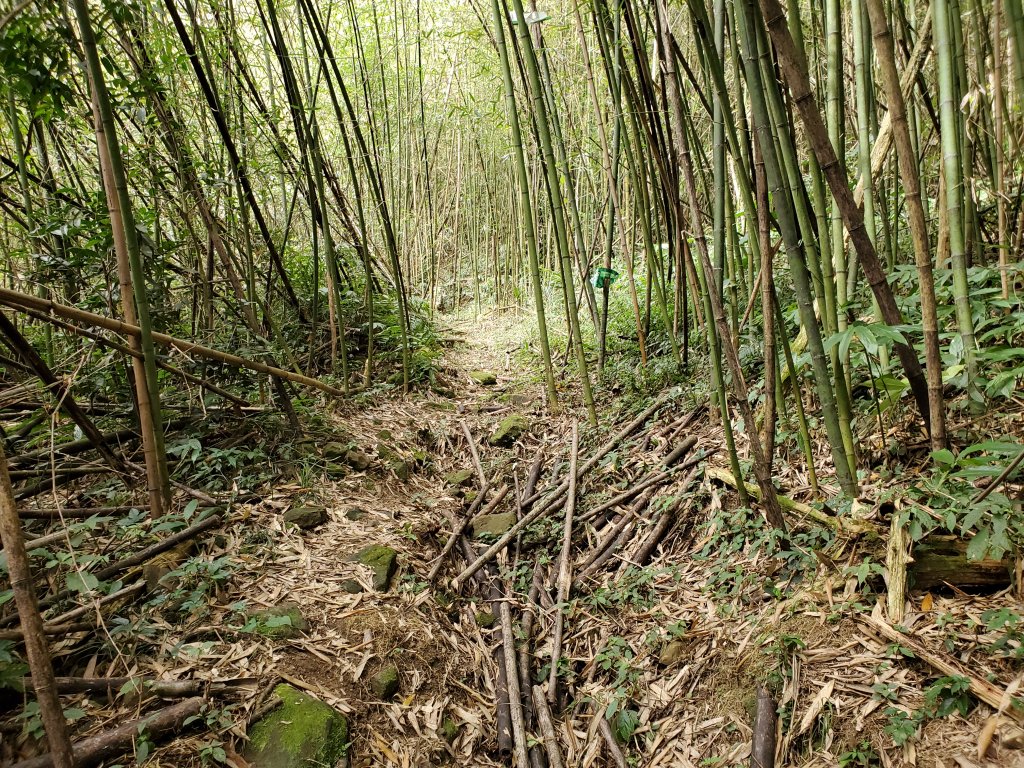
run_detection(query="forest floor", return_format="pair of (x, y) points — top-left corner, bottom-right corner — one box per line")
(5, 312), (1024, 768)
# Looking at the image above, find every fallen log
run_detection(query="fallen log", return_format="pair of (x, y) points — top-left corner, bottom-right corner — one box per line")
(11, 696), (206, 768)
(0, 622), (92, 642)
(909, 536), (1012, 592)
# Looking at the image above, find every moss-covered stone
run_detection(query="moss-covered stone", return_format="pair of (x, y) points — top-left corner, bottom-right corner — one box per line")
(489, 414), (529, 446)
(471, 512), (517, 539)
(322, 442), (349, 460)
(283, 506), (327, 530)
(340, 579), (363, 594)
(247, 603), (308, 639)
(470, 370), (497, 386)
(658, 639), (687, 666)
(354, 545), (398, 591)
(475, 611), (496, 629)
(446, 468), (475, 488)
(244, 684), (348, 768)
(370, 664), (400, 699)
(344, 449), (372, 471)
(344, 506), (367, 521)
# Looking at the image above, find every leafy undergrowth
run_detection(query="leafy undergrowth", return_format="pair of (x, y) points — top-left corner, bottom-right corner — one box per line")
(2, 312), (1023, 767)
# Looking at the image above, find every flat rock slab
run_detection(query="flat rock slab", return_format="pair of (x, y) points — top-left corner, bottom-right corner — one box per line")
(353, 545), (398, 591)
(471, 512), (517, 539)
(283, 506), (327, 530)
(445, 468), (475, 488)
(244, 684), (348, 768)
(370, 664), (400, 699)
(489, 414), (530, 446)
(470, 370), (497, 385)
(247, 603), (308, 639)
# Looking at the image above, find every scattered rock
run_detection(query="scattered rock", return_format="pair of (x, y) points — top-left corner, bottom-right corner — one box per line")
(354, 545), (398, 591)
(243, 684), (348, 768)
(283, 506), (327, 530)
(340, 579), (363, 594)
(470, 370), (497, 386)
(489, 414), (529, 446)
(344, 449), (372, 471)
(471, 512), (517, 539)
(658, 639), (687, 666)
(446, 468), (475, 488)
(475, 611), (496, 629)
(344, 506), (368, 521)
(325, 463), (347, 479)
(370, 664), (399, 699)
(378, 446), (412, 481)
(247, 603), (309, 639)
(322, 442), (348, 460)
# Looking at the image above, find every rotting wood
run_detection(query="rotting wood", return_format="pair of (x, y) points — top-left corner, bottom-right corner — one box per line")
(909, 537), (1013, 592)
(10, 696), (206, 768)
(885, 514), (912, 622)
(0, 441), (74, 767)
(520, 394), (679, 510)
(863, 607), (1024, 724)
(580, 469), (674, 523)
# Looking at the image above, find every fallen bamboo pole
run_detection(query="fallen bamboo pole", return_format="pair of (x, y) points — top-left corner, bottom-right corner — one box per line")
(0, 287), (343, 396)
(11, 696), (206, 768)
(547, 421), (578, 703)
(0, 442), (74, 767)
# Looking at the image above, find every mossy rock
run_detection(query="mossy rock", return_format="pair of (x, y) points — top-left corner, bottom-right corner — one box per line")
(247, 603), (308, 639)
(475, 611), (496, 629)
(354, 545), (398, 591)
(283, 506), (327, 531)
(370, 664), (400, 700)
(344, 506), (368, 521)
(471, 512), (517, 539)
(344, 449), (372, 471)
(489, 415), (529, 446)
(340, 579), (363, 594)
(470, 370), (497, 386)
(244, 684), (348, 768)
(325, 462), (347, 479)
(446, 469), (475, 488)
(322, 442), (350, 460)
(658, 639), (687, 666)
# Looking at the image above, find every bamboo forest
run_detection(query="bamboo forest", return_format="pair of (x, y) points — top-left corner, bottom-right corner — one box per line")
(1, 0), (1024, 764)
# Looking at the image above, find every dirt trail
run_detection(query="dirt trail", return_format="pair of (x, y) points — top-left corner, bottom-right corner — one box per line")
(216, 311), (548, 767)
